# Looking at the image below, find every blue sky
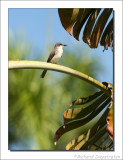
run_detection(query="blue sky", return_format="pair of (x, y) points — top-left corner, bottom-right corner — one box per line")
(8, 8), (113, 84)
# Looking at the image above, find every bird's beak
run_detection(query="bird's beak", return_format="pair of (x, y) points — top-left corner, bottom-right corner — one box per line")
(63, 44), (67, 46)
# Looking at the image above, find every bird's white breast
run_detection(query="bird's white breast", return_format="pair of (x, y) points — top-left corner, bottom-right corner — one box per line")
(51, 46), (63, 63)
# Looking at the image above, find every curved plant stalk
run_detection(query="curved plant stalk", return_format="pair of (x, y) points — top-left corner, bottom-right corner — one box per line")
(8, 60), (111, 96)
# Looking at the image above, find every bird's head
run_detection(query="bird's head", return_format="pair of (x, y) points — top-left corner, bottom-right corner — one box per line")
(54, 42), (67, 48)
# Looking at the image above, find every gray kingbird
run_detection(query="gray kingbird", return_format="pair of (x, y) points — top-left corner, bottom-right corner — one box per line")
(40, 42), (67, 78)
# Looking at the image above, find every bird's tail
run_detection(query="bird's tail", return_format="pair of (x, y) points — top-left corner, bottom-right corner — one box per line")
(40, 70), (47, 78)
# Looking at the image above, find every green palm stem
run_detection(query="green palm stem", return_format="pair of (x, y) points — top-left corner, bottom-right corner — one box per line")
(8, 60), (111, 96)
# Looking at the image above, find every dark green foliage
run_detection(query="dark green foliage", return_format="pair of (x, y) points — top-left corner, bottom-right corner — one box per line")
(8, 33), (102, 150)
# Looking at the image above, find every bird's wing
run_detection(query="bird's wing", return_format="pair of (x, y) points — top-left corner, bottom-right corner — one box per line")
(47, 50), (55, 62)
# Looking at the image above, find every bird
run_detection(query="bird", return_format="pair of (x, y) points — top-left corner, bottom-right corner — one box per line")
(40, 42), (67, 78)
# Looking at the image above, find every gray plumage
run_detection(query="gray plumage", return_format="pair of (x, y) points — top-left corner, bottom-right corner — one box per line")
(40, 42), (67, 78)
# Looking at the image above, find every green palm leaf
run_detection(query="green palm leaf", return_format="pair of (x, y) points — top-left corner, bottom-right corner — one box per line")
(54, 82), (113, 150)
(58, 8), (113, 51)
